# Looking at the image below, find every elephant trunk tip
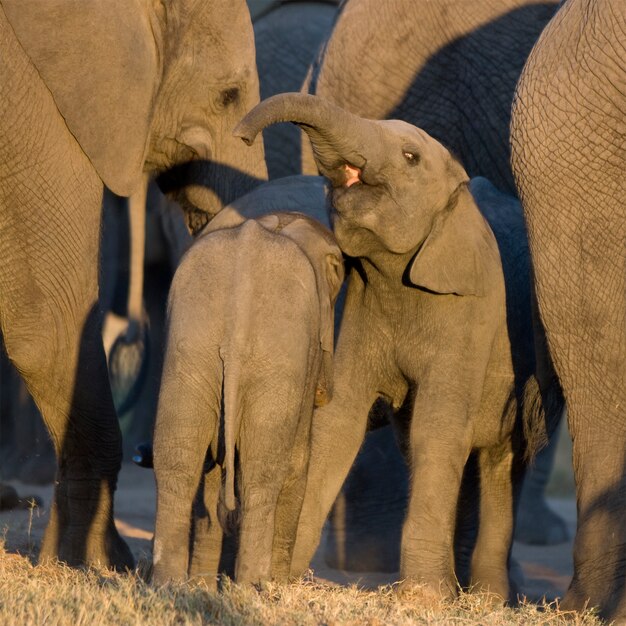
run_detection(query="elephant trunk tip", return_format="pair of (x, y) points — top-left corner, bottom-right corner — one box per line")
(233, 121), (258, 146)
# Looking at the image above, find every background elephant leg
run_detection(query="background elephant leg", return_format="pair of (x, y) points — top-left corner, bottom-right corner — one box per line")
(470, 441), (519, 601)
(515, 416), (568, 545)
(152, 371), (217, 584)
(189, 467), (224, 590)
(324, 423), (409, 572)
(0, 343), (56, 485)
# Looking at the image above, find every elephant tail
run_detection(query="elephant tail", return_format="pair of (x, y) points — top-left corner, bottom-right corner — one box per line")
(521, 375), (564, 462)
(218, 220), (263, 514)
(220, 347), (242, 512)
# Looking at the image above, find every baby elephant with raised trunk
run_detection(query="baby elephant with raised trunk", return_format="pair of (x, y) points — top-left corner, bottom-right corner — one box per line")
(235, 93), (562, 601)
(152, 209), (344, 586)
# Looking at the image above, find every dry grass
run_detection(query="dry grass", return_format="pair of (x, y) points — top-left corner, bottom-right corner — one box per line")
(0, 544), (605, 626)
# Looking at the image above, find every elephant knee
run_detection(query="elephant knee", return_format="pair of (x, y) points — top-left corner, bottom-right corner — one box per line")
(3, 327), (57, 384)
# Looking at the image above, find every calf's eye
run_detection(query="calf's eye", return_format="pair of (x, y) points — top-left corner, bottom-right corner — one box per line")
(403, 151), (419, 165)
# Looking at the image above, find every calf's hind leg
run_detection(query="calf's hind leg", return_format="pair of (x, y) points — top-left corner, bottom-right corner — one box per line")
(189, 467), (225, 590)
(236, 388), (304, 584)
(152, 361), (219, 584)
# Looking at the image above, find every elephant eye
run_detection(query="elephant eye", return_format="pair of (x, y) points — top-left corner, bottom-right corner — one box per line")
(219, 87), (240, 108)
(403, 150), (420, 165)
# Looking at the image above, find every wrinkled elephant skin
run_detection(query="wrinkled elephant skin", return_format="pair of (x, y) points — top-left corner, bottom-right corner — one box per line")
(511, 0), (626, 619)
(235, 93), (563, 600)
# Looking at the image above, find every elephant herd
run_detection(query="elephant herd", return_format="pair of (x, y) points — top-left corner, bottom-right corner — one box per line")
(0, 0), (624, 621)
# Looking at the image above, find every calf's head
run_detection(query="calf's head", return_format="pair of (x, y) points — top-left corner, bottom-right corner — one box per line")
(235, 93), (497, 297)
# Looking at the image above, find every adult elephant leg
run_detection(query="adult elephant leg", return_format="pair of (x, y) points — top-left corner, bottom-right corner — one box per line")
(0, 6), (131, 567)
(0, 185), (132, 568)
(511, 2), (626, 617)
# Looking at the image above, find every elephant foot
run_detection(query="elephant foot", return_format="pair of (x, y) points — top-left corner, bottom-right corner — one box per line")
(40, 516), (134, 571)
(514, 497), (569, 545)
(560, 566), (626, 622)
(39, 478), (134, 571)
(468, 568), (509, 605)
(395, 577), (456, 608)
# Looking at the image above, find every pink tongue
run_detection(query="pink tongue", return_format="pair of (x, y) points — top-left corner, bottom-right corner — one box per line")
(344, 164), (361, 187)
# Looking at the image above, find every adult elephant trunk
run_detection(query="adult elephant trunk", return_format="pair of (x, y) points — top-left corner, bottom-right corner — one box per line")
(234, 93), (381, 186)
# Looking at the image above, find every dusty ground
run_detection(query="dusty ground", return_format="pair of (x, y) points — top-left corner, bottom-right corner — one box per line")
(1, 459), (576, 607)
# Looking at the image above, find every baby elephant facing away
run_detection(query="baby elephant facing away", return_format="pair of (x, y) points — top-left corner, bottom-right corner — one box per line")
(151, 210), (344, 586)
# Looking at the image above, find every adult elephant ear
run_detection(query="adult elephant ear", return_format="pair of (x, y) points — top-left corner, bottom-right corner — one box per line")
(2, 0), (159, 197)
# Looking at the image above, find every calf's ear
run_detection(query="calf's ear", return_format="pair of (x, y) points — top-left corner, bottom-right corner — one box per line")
(408, 185), (498, 297)
(315, 251), (344, 407)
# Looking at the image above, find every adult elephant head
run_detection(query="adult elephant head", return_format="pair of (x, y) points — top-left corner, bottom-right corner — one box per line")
(0, 0), (265, 570)
(511, 0), (626, 620)
(3, 0), (266, 228)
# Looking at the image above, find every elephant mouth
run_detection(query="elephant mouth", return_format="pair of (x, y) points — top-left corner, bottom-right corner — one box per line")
(343, 163), (362, 187)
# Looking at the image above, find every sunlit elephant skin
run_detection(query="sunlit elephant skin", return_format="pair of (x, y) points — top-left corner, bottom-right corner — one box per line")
(0, 0), (266, 569)
(511, 0), (626, 619)
(152, 211), (343, 586)
(235, 93), (563, 600)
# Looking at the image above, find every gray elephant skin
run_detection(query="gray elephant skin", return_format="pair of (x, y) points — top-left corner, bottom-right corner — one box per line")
(152, 210), (343, 586)
(0, 0), (266, 568)
(511, 0), (626, 619)
(236, 93), (563, 601)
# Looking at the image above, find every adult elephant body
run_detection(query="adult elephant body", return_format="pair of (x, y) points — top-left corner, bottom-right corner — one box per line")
(511, 0), (626, 619)
(0, 0), (265, 568)
(305, 0), (559, 193)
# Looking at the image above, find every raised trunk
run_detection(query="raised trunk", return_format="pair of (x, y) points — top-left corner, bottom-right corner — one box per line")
(234, 92), (379, 185)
